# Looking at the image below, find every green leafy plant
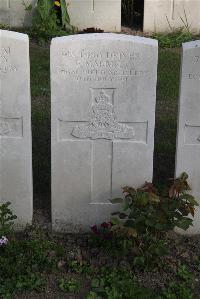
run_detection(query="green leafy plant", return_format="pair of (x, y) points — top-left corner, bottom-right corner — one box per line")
(159, 265), (195, 299)
(111, 172), (198, 234)
(67, 259), (93, 275)
(87, 265), (196, 299)
(153, 7), (200, 48)
(108, 173), (198, 267)
(160, 283), (194, 299)
(60, 0), (71, 29)
(87, 267), (155, 299)
(59, 278), (80, 293)
(153, 30), (195, 48)
(0, 201), (17, 237)
(24, 0), (74, 44)
(177, 265), (194, 284)
(0, 23), (10, 30)
(0, 236), (63, 297)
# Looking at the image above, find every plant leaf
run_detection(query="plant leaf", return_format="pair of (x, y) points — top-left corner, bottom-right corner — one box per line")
(175, 217), (193, 230)
(111, 217), (121, 225)
(180, 194), (199, 206)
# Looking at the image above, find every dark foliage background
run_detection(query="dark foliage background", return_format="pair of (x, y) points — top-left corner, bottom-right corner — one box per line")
(122, 0), (144, 29)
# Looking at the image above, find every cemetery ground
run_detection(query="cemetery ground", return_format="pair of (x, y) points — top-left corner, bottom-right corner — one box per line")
(1, 39), (200, 298)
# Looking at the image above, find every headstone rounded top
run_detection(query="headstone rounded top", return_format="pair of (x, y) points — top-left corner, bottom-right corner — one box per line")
(51, 33), (158, 47)
(51, 29), (158, 232)
(182, 40), (200, 50)
(0, 27), (32, 230)
(0, 29), (28, 41)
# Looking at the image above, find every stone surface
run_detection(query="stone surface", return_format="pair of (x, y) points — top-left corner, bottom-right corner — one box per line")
(175, 40), (200, 235)
(0, 0), (36, 27)
(0, 0), (121, 32)
(51, 33), (158, 232)
(1, 0), (200, 34)
(144, 0), (200, 34)
(67, 0), (121, 32)
(0, 30), (32, 229)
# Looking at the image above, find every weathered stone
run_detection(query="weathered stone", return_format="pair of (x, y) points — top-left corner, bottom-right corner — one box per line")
(144, 0), (200, 34)
(175, 40), (200, 234)
(67, 0), (121, 32)
(0, 30), (32, 229)
(0, 0), (121, 32)
(0, 0), (36, 27)
(51, 34), (158, 232)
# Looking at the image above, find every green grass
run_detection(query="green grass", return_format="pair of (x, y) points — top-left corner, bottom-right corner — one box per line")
(0, 199), (198, 299)
(153, 31), (197, 48)
(154, 48), (181, 188)
(30, 45), (50, 97)
(30, 45), (50, 194)
(0, 231), (197, 298)
(30, 45), (181, 194)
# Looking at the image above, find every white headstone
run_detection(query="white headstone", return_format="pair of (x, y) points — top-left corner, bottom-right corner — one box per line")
(143, 0), (200, 34)
(0, 0), (120, 31)
(67, 0), (121, 32)
(0, 30), (32, 229)
(0, 0), (10, 25)
(0, 0), (36, 27)
(175, 40), (200, 234)
(51, 34), (158, 232)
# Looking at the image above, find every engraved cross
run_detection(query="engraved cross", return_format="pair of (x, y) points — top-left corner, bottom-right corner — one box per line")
(59, 88), (148, 204)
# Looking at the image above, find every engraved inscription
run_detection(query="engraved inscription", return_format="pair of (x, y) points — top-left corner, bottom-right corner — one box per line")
(184, 124), (200, 145)
(57, 49), (149, 83)
(0, 117), (23, 137)
(188, 73), (200, 80)
(0, 47), (10, 63)
(72, 90), (135, 140)
(0, 47), (17, 74)
(194, 56), (200, 63)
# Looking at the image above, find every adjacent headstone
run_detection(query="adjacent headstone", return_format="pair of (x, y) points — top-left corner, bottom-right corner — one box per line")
(0, 0), (10, 25)
(51, 34), (158, 232)
(0, 0), (36, 27)
(67, 0), (121, 32)
(0, 0), (120, 31)
(144, 0), (200, 34)
(175, 40), (200, 234)
(0, 30), (32, 229)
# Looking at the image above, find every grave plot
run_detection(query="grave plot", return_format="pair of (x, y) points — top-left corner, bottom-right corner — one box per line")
(143, 0), (200, 33)
(176, 40), (200, 234)
(67, 0), (121, 32)
(51, 33), (158, 232)
(0, 30), (32, 229)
